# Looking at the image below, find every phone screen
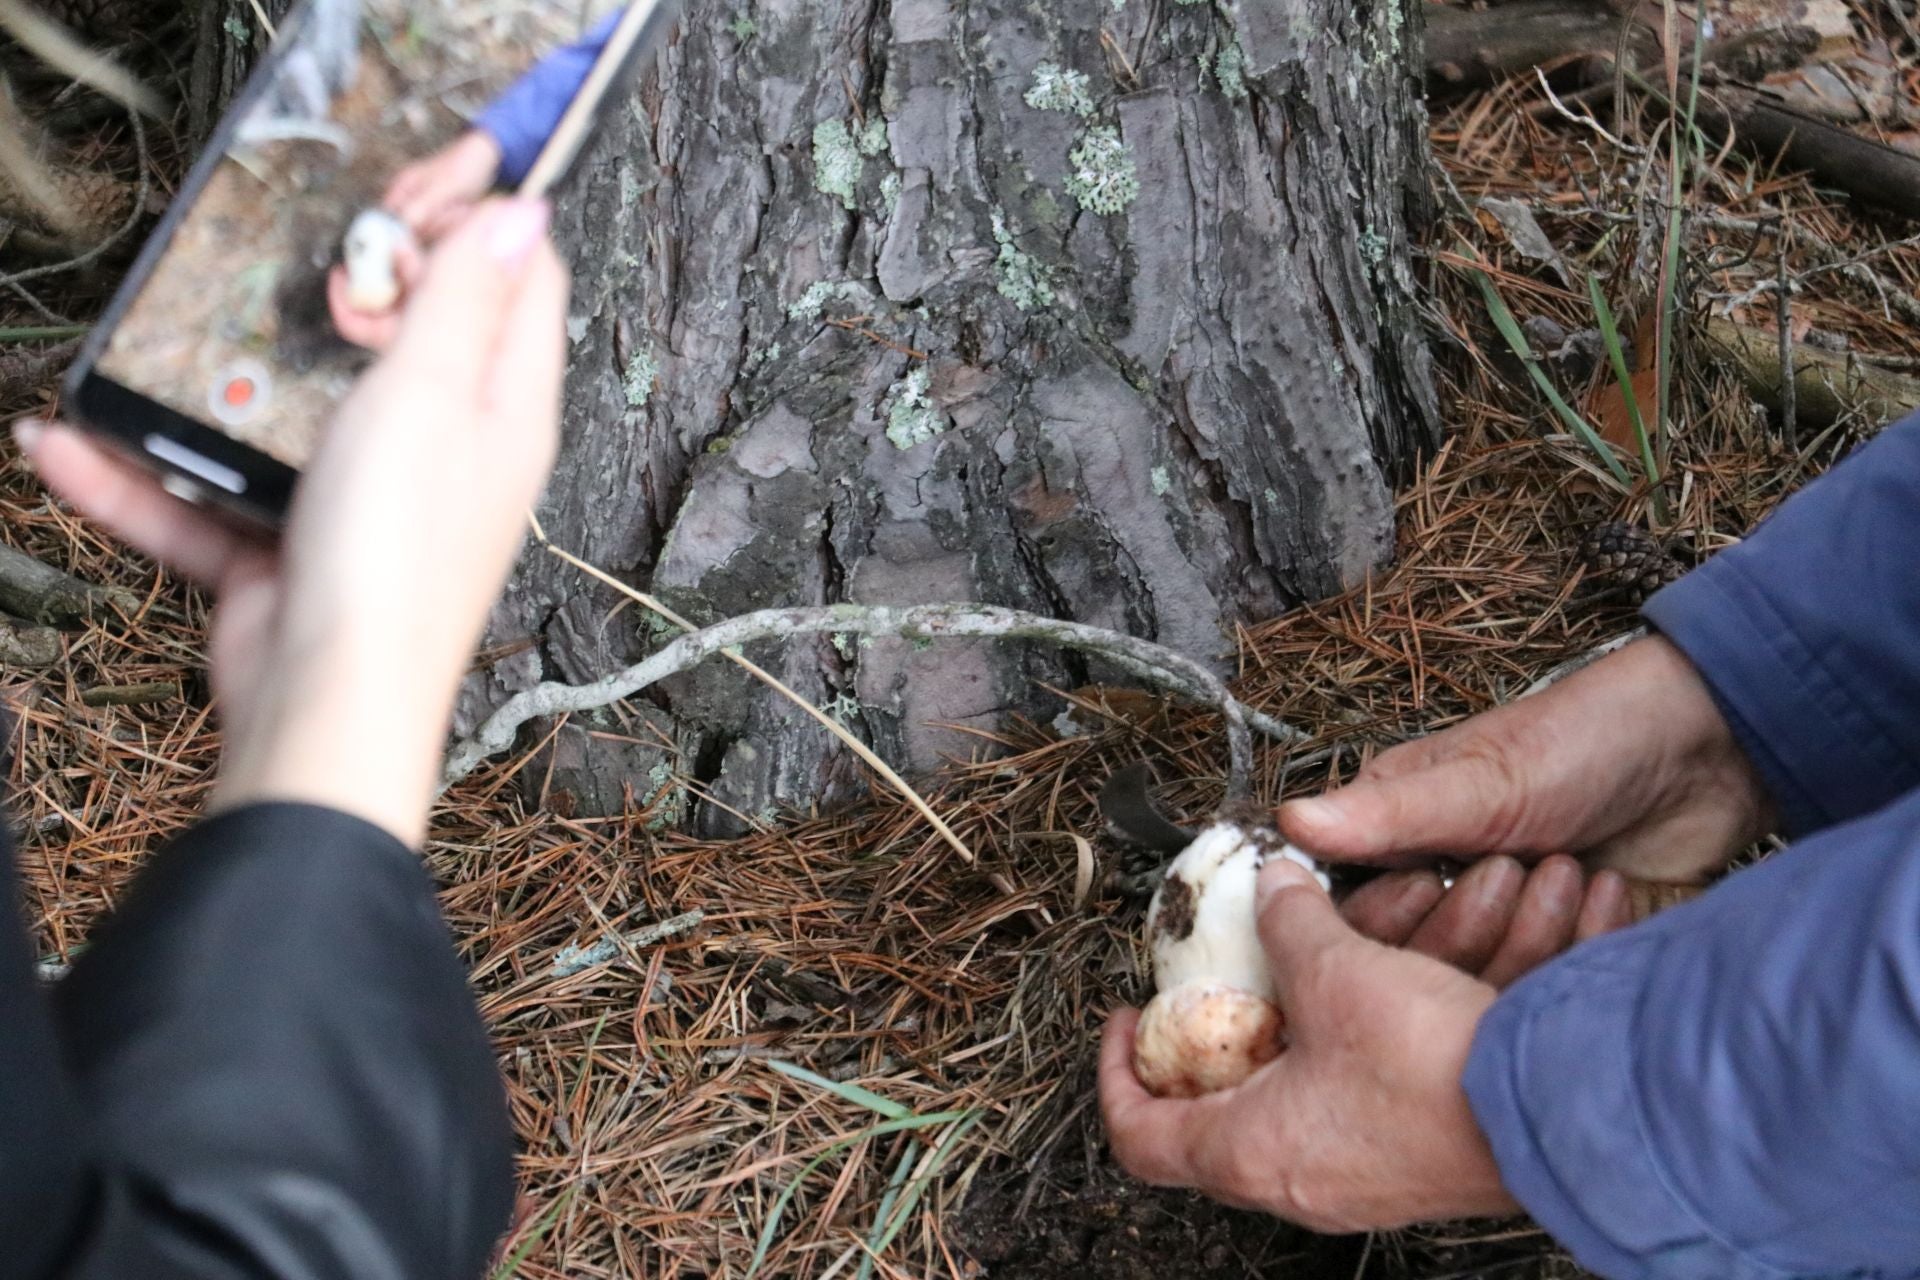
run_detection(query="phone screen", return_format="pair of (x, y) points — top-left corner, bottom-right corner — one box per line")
(85, 0), (627, 474)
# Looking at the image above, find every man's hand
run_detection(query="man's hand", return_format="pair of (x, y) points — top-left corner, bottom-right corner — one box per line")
(325, 235), (424, 353)
(326, 132), (506, 352)
(1100, 859), (1519, 1231)
(384, 130), (505, 242)
(1288, 637), (1775, 984)
(17, 197), (566, 847)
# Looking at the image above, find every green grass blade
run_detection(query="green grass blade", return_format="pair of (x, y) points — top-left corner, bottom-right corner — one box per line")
(744, 1110), (973, 1279)
(1654, 0), (1708, 491)
(0, 325), (86, 342)
(1472, 269), (1632, 488)
(865, 1112), (985, 1260)
(567, 1012), (610, 1114)
(767, 1059), (912, 1120)
(489, 1185), (581, 1280)
(854, 1135), (923, 1280)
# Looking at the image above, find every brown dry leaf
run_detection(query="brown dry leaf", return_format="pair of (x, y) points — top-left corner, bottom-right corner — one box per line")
(1587, 312), (1658, 452)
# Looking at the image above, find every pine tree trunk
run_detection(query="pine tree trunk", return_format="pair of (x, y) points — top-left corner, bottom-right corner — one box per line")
(467, 0), (1437, 831)
(187, 0), (297, 144)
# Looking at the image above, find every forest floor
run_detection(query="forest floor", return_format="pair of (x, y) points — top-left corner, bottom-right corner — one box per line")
(6, 2), (1920, 1277)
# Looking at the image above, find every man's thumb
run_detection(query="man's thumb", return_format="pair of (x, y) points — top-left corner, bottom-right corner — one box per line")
(1253, 858), (1353, 1014)
(1277, 753), (1516, 865)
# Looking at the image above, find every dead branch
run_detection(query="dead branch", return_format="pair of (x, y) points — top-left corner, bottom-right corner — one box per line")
(1429, 0), (1920, 217)
(0, 614), (59, 666)
(1702, 316), (1920, 430)
(1698, 89), (1920, 217)
(550, 909), (706, 979)
(1427, 0), (1648, 92)
(445, 604), (1312, 798)
(79, 680), (177, 707)
(1429, 0), (1843, 94)
(0, 336), (79, 405)
(0, 542), (141, 626)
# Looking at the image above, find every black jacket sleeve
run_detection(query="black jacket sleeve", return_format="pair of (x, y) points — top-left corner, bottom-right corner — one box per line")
(3, 803), (514, 1280)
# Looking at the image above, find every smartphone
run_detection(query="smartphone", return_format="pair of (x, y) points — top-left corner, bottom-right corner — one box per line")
(62, 0), (675, 529)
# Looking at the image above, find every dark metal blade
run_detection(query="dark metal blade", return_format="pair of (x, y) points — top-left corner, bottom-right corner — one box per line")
(1098, 762), (1198, 854)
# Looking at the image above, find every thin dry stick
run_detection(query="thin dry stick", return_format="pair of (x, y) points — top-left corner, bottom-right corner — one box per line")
(518, 0), (670, 199)
(244, 0), (277, 40)
(1777, 232), (1797, 450)
(510, 518), (980, 870)
(0, 0), (161, 117)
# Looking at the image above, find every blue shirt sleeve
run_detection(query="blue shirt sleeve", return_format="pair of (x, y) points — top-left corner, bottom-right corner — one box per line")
(1465, 789), (1920, 1278)
(473, 10), (620, 186)
(1643, 410), (1920, 837)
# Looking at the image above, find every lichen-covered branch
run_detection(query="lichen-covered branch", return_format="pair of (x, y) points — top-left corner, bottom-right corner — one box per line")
(0, 543), (140, 626)
(445, 604), (1309, 794)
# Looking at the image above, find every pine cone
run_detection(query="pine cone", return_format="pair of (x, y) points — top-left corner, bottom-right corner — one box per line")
(0, 159), (135, 243)
(1577, 521), (1685, 604)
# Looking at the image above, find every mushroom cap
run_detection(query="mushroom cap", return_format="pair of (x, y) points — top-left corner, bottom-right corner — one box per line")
(1132, 981), (1285, 1098)
(1147, 823), (1325, 1000)
(342, 208), (413, 311)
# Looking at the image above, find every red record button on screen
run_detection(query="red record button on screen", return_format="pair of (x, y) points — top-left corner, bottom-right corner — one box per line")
(207, 358), (271, 427)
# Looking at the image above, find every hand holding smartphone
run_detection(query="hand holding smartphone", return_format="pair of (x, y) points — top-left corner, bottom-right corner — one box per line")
(62, 0), (674, 528)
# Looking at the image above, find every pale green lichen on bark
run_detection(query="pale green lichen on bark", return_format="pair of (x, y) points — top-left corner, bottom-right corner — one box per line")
(624, 347), (659, 408)
(727, 12), (756, 39)
(992, 211), (1054, 311)
(1367, 0), (1406, 65)
(857, 117), (890, 156)
(811, 119), (864, 209)
(1213, 38), (1248, 98)
(787, 280), (859, 323)
(1025, 62), (1095, 117)
(1151, 466), (1172, 496)
(1357, 228), (1389, 273)
(1065, 126), (1139, 216)
(884, 367), (945, 450)
(643, 759), (685, 830)
(880, 172), (902, 213)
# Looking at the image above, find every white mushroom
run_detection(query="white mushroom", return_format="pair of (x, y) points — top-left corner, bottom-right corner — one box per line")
(1133, 819), (1330, 1098)
(341, 208), (416, 313)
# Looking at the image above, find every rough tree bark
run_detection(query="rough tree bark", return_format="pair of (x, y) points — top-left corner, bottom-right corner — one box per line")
(187, 0), (297, 143)
(464, 0), (1438, 832)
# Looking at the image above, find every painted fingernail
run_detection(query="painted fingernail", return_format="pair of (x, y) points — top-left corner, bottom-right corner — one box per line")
(12, 418), (44, 457)
(486, 198), (551, 266)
